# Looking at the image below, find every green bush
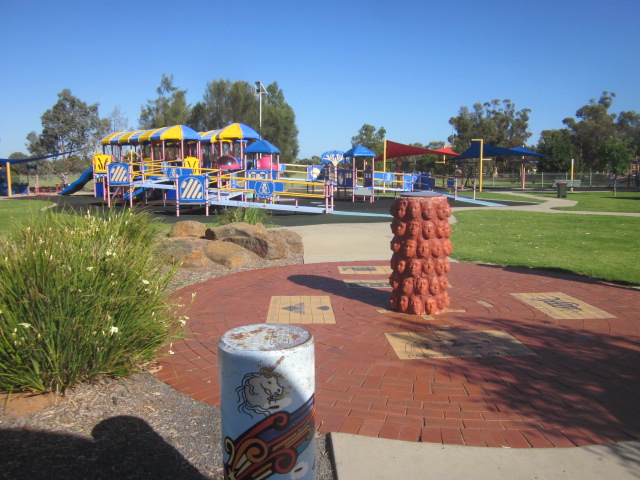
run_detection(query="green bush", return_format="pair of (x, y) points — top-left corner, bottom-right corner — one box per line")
(217, 207), (273, 226)
(0, 208), (184, 393)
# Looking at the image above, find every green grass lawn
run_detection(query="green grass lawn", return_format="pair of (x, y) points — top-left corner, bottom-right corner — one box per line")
(3, 196), (639, 286)
(0, 199), (52, 230)
(528, 191), (640, 213)
(451, 210), (640, 285)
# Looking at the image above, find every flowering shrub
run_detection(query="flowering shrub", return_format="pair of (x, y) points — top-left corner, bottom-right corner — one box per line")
(0, 208), (184, 393)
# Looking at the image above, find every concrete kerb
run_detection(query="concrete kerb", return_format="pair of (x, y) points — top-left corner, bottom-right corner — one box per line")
(330, 433), (640, 480)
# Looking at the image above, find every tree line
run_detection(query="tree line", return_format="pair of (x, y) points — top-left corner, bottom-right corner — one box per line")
(349, 92), (638, 177)
(17, 74), (299, 176)
(15, 81), (639, 179)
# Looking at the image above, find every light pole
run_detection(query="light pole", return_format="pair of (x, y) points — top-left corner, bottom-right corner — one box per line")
(255, 81), (267, 138)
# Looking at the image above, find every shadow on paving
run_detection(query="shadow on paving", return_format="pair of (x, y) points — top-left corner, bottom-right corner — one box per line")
(477, 263), (640, 290)
(0, 415), (209, 479)
(290, 264), (640, 455)
(288, 274), (390, 310)
(428, 313), (640, 446)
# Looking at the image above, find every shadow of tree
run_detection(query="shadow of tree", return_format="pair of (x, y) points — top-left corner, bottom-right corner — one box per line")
(0, 415), (210, 479)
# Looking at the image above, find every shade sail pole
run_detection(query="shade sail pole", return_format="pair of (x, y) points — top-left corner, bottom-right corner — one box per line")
(472, 138), (484, 192)
(521, 149), (526, 189)
(383, 138), (387, 193)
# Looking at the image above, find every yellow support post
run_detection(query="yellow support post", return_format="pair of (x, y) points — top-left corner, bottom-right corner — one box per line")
(570, 158), (575, 193)
(472, 138), (484, 192)
(6, 161), (12, 197)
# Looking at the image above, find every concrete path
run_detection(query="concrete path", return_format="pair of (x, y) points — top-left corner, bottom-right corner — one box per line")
(453, 191), (640, 216)
(275, 222), (393, 263)
(331, 433), (640, 480)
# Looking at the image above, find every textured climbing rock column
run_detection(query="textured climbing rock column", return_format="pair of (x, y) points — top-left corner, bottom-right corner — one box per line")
(389, 193), (453, 315)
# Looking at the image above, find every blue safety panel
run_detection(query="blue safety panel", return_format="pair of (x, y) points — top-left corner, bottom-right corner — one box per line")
(337, 169), (354, 187)
(107, 162), (131, 186)
(178, 175), (208, 203)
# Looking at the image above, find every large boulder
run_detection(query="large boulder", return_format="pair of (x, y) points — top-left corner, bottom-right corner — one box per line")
(272, 229), (304, 256)
(204, 241), (257, 269)
(171, 221), (207, 238)
(161, 222), (303, 270)
(223, 229), (304, 260)
(157, 238), (211, 268)
(205, 222), (267, 241)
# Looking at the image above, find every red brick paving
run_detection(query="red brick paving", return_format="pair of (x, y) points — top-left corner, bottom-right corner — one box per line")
(156, 261), (640, 448)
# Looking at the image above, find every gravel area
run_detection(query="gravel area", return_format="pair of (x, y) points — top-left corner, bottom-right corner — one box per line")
(0, 253), (336, 480)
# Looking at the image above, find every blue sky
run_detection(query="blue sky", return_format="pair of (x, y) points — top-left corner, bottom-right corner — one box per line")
(1, 0), (639, 159)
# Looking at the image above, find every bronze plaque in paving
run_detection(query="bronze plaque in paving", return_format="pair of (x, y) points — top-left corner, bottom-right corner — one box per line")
(338, 265), (392, 275)
(511, 292), (615, 319)
(343, 279), (391, 289)
(266, 296), (336, 324)
(385, 330), (535, 359)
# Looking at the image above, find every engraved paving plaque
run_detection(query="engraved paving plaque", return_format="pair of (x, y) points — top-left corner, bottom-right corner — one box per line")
(338, 265), (393, 275)
(511, 292), (615, 319)
(385, 330), (535, 359)
(267, 296), (336, 324)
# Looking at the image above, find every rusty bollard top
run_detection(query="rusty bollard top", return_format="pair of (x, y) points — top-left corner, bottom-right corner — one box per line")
(389, 193), (452, 315)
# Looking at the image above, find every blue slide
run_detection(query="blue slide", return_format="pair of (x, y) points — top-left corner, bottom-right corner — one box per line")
(59, 168), (93, 195)
(124, 187), (151, 200)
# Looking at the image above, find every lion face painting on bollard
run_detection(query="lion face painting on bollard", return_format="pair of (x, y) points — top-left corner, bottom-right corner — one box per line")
(236, 368), (288, 418)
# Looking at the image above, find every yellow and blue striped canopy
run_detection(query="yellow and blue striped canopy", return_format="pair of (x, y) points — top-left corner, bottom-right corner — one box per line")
(135, 128), (165, 143)
(199, 129), (223, 142)
(215, 123), (260, 141)
(117, 130), (145, 145)
(149, 124), (201, 141)
(100, 131), (127, 145)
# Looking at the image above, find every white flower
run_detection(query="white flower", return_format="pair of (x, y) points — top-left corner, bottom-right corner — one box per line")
(86, 266), (94, 271)
(109, 326), (119, 334)
(142, 279), (150, 285)
(18, 323), (31, 328)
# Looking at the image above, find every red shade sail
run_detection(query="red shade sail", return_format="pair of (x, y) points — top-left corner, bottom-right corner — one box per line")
(375, 140), (459, 161)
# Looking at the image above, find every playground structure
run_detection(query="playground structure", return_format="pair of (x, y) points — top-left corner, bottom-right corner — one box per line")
(57, 124), (455, 216)
(6, 131), (639, 204)
(11, 124), (541, 212)
(88, 124), (334, 216)
(276, 144), (444, 205)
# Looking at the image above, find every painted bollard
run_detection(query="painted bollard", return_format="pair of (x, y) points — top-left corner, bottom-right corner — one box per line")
(218, 324), (316, 480)
(389, 193), (452, 315)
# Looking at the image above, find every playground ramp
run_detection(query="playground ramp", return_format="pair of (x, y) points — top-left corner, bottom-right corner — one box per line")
(205, 190), (329, 214)
(59, 168), (93, 195)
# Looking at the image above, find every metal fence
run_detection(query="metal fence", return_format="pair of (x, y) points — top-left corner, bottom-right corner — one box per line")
(453, 172), (638, 190)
